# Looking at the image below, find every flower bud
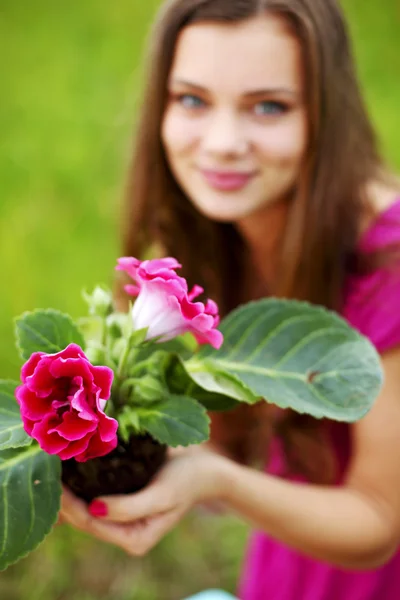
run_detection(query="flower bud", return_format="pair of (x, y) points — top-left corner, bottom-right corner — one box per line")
(134, 375), (165, 403)
(83, 286), (113, 318)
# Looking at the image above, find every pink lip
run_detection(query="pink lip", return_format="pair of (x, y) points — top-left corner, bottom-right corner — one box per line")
(200, 169), (256, 191)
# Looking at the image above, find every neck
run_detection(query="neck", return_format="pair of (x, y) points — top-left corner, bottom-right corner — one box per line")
(236, 201), (289, 286)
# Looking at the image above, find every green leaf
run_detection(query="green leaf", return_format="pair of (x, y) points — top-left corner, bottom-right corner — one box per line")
(183, 384), (241, 412)
(185, 299), (383, 422)
(165, 355), (242, 411)
(0, 381), (32, 450)
(127, 349), (171, 381)
(127, 375), (166, 404)
(155, 334), (197, 360)
(181, 363), (257, 405)
(137, 395), (210, 447)
(129, 327), (149, 346)
(0, 445), (61, 571)
(15, 309), (85, 360)
(117, 407), (142, 442)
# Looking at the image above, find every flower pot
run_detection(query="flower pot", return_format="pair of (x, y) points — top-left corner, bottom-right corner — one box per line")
(61, 434), (167, 503)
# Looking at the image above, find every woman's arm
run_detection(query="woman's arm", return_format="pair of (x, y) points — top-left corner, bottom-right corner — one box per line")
(60, 347), (400, 566)
(221, 346), (400, 568)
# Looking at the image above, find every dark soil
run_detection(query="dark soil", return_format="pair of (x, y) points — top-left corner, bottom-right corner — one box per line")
(61, 434), (167, 503)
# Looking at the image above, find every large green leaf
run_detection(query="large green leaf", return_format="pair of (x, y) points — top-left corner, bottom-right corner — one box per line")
(136, 395), (210, 447)
(0, 444), (61, 571)
(178, 378), (242, 412)
(0, 381), (32, 450)
(185, 299), (383, 422)
(15, 309), (85, 360)
(165, 355), (242, 411)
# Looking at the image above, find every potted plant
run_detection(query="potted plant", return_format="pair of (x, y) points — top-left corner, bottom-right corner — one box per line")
(0, 256), (383, 570)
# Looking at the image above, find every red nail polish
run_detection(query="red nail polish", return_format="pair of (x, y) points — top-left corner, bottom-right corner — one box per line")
(89, 500), (108, 517)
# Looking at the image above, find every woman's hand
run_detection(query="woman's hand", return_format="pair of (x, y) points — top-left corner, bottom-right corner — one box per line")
(59, 445), (230, 556)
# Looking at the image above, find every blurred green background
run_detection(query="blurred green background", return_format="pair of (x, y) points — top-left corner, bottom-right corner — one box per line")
(0, 1), (399, 598)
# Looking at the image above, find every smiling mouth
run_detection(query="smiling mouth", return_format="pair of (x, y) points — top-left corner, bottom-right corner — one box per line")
(199, 168), (256, 192)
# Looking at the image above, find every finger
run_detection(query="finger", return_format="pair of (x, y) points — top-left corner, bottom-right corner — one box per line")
(88, 519), (151, 555)
(90, 482), (172, 523)
(60, 486), (94, 531)
(131, 508), (184, 554)
(89, 508), (184, 556)
(60, 487), (136, 548)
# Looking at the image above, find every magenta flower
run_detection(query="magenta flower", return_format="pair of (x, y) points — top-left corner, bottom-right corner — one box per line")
(15, 344), (118, 462)
(116, 257), (223, 349)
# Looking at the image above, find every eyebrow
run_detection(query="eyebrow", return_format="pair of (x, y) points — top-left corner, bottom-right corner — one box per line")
(169, 79), (300, 99)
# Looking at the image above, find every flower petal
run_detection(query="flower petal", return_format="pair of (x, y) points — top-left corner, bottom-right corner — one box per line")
(115, 256), (142, 281)
(132, 280), (185, 332)
(188, 285), (204, 301)
(70, 384), (96, 420)
(58, 437), (90, 461)
(49, 355), (94, 383)
(20, 352), (45, 383)
(16, 385), (52, 421)
(192, 327), (224, 349)
(32, 417), (69, 454)
(124, 284), (140, 297)
(91, 365), (114, 399)
(53, 412), (97, 441)
(75, 432), (118, 462)
(98, 413), (119, 443)
(25, 356), (55, 397)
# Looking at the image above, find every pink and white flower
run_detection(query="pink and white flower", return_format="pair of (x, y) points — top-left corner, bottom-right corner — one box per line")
(16, 344), (118, 462)
(116, 257), (223, 349)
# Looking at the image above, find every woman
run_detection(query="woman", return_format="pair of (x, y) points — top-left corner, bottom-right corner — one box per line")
(61, 1), (400, 598)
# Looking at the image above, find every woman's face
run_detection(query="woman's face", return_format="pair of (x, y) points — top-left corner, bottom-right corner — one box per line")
(161, 14), (308, 223)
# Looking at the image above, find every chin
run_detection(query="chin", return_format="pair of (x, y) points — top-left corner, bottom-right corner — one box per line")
(198, 201), (267, 223)
(193, 204), (249, 223)
(187, 191), (259, 223)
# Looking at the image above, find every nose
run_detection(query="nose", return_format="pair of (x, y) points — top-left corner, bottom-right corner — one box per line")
(202, 110), (249, 158)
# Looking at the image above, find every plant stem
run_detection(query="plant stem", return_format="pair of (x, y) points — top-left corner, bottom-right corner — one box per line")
(117, 339), (131, 380)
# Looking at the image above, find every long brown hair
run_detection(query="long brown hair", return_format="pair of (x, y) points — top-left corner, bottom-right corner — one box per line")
(118, 0), (387, 481)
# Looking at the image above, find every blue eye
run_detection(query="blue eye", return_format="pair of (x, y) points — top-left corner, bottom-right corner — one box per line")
(178, 94), (205, 109)
(253, 101), (287, 116)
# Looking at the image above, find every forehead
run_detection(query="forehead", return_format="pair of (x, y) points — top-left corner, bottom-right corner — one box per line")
(169, 15), (303, 93)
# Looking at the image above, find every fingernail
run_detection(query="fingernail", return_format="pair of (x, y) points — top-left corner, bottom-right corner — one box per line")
(89, 500), (108, 517)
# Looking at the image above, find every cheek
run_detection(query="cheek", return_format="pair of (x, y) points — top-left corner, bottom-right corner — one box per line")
(253, 115), (307, 165)
(162, 108), (201, 156)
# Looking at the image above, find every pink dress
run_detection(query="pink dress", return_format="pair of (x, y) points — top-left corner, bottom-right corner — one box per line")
(240, 198), (400, 600)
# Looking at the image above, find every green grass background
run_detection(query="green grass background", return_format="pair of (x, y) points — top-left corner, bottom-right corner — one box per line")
(0, 1), (399, 598)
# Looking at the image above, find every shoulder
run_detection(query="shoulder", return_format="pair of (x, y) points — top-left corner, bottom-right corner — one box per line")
(360, 178), (400, 238)
(343, 178), (400, 352)
(369, 179), (400, 212)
